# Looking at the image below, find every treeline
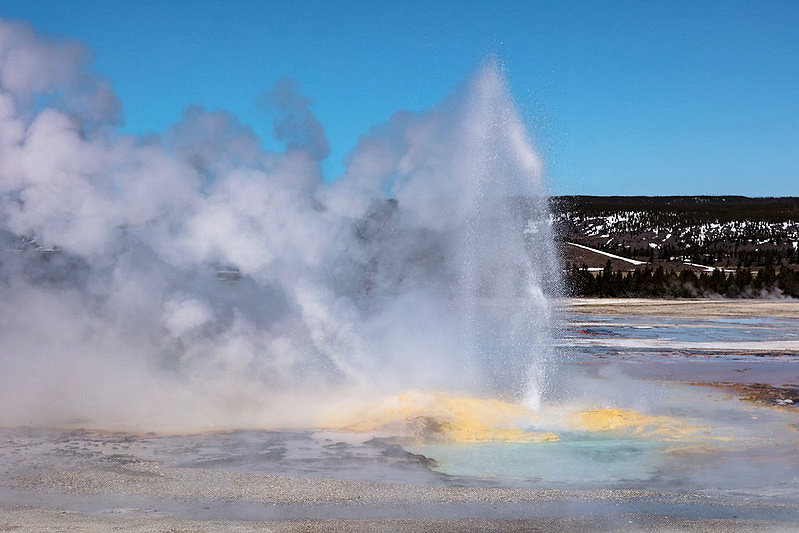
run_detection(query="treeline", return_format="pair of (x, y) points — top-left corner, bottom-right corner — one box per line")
(565, 263), (799, 298)
(550, 196), (799, 225)
(600, 243), (799, 266)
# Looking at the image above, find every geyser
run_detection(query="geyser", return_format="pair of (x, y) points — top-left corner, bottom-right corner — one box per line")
(0, 18), (559, 430)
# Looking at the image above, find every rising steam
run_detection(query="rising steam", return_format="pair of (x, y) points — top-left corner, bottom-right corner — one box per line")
(0, 19), (559, 431)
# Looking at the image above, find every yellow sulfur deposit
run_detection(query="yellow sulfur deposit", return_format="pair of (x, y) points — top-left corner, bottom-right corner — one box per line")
(333, 392), (721, 445)
(337, 391), (559, 443)
(569, 408), (704, 441)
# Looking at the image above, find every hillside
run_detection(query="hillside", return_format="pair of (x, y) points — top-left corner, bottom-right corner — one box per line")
(552, 196), (799, 271)
(551, 196), (799, 298)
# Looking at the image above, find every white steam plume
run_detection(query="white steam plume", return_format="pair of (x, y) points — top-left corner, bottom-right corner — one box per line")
(0, 20), (560, 431)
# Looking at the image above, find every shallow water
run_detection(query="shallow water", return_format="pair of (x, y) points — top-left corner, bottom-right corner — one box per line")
(408, 437), (665, 487)
(396, 311), (799, 495)
(561, 313), (799, 357)
(0, 428), (448, 487)
(2, 310), (799, 519)
(408, 400), (799, 494)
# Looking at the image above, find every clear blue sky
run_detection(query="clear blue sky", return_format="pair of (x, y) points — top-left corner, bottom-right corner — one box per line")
(1, 0), (797, 196)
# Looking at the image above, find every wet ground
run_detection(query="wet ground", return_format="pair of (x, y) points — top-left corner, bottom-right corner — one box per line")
(561, 299), (799, 403)
(3, 299), (799, 530)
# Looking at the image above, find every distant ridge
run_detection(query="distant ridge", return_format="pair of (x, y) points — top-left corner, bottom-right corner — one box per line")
(550, 196), (799, 223)
(551, 195), (799, 273)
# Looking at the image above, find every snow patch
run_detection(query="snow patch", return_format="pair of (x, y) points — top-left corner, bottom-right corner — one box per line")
(566, 242), (647, 266)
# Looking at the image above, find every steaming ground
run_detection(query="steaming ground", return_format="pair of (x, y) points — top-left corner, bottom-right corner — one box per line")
(3, 304), (799, 530)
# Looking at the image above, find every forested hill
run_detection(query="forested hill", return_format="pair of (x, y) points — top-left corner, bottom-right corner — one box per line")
(551, 196), (799, 270)
(550, 196), (799, 298)
(550, 196), (799, 223)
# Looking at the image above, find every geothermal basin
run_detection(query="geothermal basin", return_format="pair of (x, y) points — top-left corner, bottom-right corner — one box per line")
(3, 299), (799, 531)
(0, 36), (796, 528)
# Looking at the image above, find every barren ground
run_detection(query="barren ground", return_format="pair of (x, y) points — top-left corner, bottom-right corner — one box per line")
(564, 298), (799, 319)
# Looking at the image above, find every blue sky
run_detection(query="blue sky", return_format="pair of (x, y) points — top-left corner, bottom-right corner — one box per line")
(0, 0), (797, 196)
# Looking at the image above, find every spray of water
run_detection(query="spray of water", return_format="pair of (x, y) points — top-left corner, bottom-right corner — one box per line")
(0, 19), (560, 431)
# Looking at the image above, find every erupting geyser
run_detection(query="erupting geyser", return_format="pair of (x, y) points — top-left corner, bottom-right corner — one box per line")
(0, 18), (559, 430)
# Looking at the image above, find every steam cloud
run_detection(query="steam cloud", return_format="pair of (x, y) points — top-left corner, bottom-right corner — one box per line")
(0, 19), (559, 431)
